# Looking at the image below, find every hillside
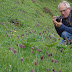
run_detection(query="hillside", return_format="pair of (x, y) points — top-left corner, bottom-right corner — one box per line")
(0, 0), (72, 72)
(0, 0), (72, 26)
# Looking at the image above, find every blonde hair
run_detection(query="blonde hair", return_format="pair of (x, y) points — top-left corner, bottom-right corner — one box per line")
(58, 1), (71, 9)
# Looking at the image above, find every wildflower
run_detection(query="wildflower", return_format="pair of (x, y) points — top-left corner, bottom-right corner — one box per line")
(52, 68), (55, 72)
(11, 34), (13, 37)
(48, 54), (51, 57)
(14, 49), (17, 54)
(14, 31), (16, 32)
(46, 33), (48, 35)
(13, 34), (15, 36)
(9, 47), (11, 50)
(59, 70), (62, 72)
(55, 60), (57, 63)
(49, 35), (51, 39)
(16, 43), (18, 46)
(21, 34), (24, 36)
(20, 44), (23, 48)
(52, 58), (54, 63)
(43, 30), (46, 33)
(46, 68), (49, 71)
(37, 24), (39, 26)
(32, 51), (33, 53)
(50, 53), (53, 56)
(39, 32), (41, 35)
(21, 57), (23, 61)
(46, 52), (48, 54)
(31, 69), (34, 72)
(11, 32), (12, 34)
(39, 50), (42, 52)
(34, 61), (37, 65)
(32, 47), (34, 50)
(41, 56), (44, 60)
(60, 49), (63, 53)
(29, 31), (32, 34)
(17, 35), (20, 39)
(2, 22), (4, 25)
(22, 45), (25, 48)
(35, 47), (39, 51)
(20, 44), (25, 48)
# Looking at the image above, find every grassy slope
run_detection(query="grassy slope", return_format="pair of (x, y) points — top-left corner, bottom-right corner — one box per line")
(0, 0), (59, 45)
(0, 0), (72, 72)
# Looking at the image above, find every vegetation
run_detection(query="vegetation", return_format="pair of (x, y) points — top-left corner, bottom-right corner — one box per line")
(0, 0), (72, 72)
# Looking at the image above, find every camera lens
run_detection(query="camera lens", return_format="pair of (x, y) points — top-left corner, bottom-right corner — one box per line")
(56, 18), (60, 22)
(56, 16), (63, 22)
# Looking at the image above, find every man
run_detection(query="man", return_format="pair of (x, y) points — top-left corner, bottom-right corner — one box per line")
(52, 1), (72, 44)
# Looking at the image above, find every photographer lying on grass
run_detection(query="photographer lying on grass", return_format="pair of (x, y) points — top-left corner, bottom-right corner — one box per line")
(52, 1), (72, 45)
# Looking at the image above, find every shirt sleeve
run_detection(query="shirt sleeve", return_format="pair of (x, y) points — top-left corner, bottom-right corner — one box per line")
(59, 24), (72, 34)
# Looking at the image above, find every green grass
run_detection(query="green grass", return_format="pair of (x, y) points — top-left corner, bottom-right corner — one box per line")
(0, 0), (72, 72)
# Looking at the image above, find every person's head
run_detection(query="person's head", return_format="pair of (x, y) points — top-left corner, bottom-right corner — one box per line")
(58, 1), (71, 18)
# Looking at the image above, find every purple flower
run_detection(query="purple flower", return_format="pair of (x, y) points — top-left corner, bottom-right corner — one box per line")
(52, 68), (55, 72)
(9, 47), (11, 50)
(48, 54), (51, 57)
(37, 24), (39, 26)
(17, 35), (20, 39)
(34, 61), (37, 65)
(11, 34), (13, 37)
(21, 57), (23, 61)
(43, 30), (46, 33)
(16, 43), (18, 46)
(39, 50), (42, 52)
(50, 53), (53, 56)
(22, 45), (25, 48)
(46, 52), (48, 54)
(46, 68), (49, 71)
(41, 56), (44, 60)
(52, 58), (54, 63)
(35, 47), (39, 51)
(32, 47), (34, 50)
(20, 44), (25, 48)
(55, 60), (57, 63)
(59, 70), (62, 72)
(49, 35), (51, 39)
(2, 22), (4, 25)
(60, 49), (63, 53)
(39, 32), (41, 35)
(20, 44), (23, 48)
(21, 34), (24, 37)
(29, 31), (32, 34)
(14, 49), (17, 54)
(31, 69), (34, 72)
(32, 51), (33, 53)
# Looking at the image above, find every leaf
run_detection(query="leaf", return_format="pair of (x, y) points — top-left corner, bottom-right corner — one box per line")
(45, 43), (57, 47)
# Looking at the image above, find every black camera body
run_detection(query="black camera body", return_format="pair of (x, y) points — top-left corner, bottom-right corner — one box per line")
(56, 16), (63, 22)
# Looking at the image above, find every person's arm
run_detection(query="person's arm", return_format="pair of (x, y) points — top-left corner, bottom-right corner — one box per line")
(59, 24), (72, 34)
(52, 16), (63, 36)
(55, 26), (63, 37)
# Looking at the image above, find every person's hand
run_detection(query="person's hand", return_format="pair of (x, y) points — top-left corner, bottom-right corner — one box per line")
(52, 16), (62, 27)
(55, 19), (62, 27)
(52, 16), (57, 25)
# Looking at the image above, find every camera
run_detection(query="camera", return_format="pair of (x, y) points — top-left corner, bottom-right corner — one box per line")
(56, 16), (63, 22)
